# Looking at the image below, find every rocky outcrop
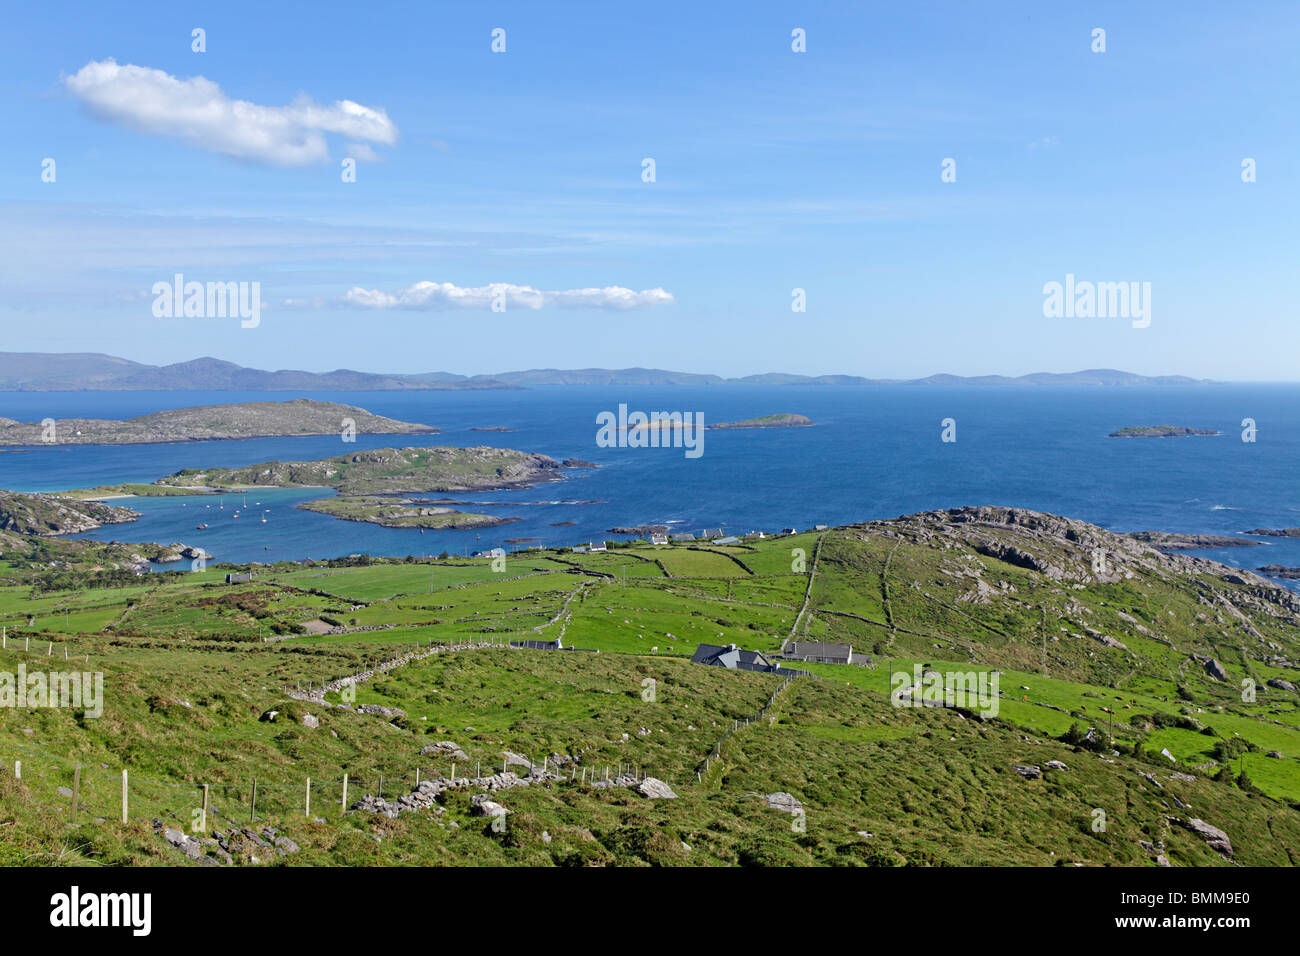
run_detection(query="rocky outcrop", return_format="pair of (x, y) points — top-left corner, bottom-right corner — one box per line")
(1175, 817), (1233, 858)
(635, 778), (678, 799)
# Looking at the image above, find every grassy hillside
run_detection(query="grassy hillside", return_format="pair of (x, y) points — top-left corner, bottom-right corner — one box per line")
(1, 506), (1299, 866)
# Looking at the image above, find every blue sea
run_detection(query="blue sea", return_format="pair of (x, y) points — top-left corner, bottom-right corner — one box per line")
(2, 385), (1298, 578)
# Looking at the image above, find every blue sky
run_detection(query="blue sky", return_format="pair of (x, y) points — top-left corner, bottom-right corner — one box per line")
(2, 1), (1296, 379)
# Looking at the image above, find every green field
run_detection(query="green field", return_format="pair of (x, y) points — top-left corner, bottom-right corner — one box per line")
(3, 506), (1300, 866)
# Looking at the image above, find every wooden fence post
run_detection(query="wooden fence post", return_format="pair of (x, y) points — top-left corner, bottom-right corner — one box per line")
(341, 773), (348, 812)
(71, 763), (80, 823)
(201, 783), (209, 832)
(121, 769), (128, 823)
(251, 779), (257, 822)
(305, 777), (311, 818)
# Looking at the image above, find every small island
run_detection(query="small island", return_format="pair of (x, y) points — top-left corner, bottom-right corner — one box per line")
(297, 496), (517, 530)
(1244, 528), (1300, 538)
(1107, 425), (1219, 438)
(0, 399), (436, 446)
(708, 413), (814, 430)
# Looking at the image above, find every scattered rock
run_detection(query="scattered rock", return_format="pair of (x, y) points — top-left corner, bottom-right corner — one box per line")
(274, 836), (300, 855)
(1012, 764), (1041, 780)
(1179, 817), (1233, 858)
(634, 777), (678, 799)
(760, 792), (803, 813)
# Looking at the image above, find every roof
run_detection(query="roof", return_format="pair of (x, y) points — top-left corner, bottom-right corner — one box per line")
(691, 643), (773, 670)
(713, 535), (740, 545)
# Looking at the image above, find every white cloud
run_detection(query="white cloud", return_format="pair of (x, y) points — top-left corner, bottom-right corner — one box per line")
(340, 281), (675, 311)
(64, 59), (397, 166)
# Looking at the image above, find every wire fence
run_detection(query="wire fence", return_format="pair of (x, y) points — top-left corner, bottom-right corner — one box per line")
(1, 736), (673, 839)
(696, 673), (805, 785)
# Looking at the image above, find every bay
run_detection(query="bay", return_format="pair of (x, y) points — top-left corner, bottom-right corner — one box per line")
(1, 384), (1297, 578)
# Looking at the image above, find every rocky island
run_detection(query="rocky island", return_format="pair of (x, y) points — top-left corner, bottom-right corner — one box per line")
(297, 496), (518, 530)
(0, 399), (436, 446)
(153, 446), (580, 495)
(1244, 528), (1300, 538)
(1107, 425), (1219, 438)
(708, 413), (814, 429)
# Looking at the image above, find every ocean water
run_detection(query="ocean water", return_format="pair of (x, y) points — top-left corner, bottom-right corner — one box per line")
(2, 385), (1298, 577)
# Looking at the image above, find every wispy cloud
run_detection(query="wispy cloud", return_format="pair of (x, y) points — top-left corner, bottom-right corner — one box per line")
(339, 281), (675, 311)
(63, 59), (398, 166)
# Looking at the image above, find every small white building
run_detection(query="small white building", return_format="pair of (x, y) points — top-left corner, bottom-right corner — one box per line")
(650, 533), (669, 545)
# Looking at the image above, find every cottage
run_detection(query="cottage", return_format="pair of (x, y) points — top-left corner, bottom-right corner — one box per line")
(700, 528), (723, 540)
(713, 535), (740, 545)
(225, 572), (253, 584)
(588, 541), (608, 552)
(650, 533), (669, 545)
(781, 641), (857, 665)
(672, 532), (696, 542)
(691, 643), (775, 671)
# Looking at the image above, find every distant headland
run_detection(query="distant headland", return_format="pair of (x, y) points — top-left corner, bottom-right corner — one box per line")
(0, 352), (1218, 392)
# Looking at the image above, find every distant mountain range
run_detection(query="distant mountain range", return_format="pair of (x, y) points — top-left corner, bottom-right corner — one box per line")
(0, 352), (1216, 391)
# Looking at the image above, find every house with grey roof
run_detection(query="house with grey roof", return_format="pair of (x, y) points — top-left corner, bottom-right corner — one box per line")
(780, 641), (857, 666)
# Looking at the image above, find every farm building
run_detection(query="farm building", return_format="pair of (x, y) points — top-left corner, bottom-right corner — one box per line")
(650, 533), (668, 545)
(225, 572), (254, 584)
(713, 535), (740, 545)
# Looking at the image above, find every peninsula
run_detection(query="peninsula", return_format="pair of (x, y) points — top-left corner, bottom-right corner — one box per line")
(153, 446), (580, 495)
(0, 399), (435, 446)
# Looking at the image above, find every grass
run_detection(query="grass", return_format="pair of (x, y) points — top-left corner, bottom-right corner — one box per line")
(2, 509), (1300, 866)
